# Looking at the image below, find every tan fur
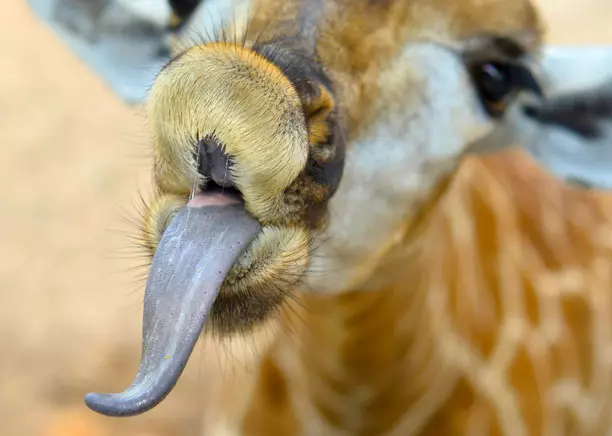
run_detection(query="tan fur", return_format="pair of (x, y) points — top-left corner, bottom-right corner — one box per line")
(134, 0), (612, 434)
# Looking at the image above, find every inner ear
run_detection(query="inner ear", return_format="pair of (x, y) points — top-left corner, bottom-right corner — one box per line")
(303, 84), (335, 146)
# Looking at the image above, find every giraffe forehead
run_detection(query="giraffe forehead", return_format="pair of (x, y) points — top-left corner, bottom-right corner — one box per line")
(416, 0), (542, 38)
(319, 0), (539, 36)
(243, 0), (541, 36)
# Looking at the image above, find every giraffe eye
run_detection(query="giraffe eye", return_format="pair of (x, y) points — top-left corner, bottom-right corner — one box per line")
(470, 60), (542, 118)
(474, 62), (513, 102)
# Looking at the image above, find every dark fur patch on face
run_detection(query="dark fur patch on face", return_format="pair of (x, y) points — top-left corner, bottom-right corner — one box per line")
(279, 129), (345, 230)
(252, 40), (346, 229)
(207, 286), (286, 335)
(253, 40), (335, 110)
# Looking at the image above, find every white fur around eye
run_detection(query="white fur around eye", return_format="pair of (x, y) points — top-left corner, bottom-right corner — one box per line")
(303, 43), (495, 294)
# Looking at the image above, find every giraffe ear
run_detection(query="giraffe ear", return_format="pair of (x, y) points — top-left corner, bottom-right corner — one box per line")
(512, 46), (612, 190)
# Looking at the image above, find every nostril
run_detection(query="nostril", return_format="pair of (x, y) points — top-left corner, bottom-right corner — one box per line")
(208, 146), (235, 188)
(197, 138), (236, 188)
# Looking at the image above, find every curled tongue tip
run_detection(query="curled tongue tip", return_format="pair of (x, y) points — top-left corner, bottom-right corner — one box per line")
(85, 203), (262, 417)
(84, 392), (154, 417)
(84, 393), (119, 416)
(85, 362), (184, 416)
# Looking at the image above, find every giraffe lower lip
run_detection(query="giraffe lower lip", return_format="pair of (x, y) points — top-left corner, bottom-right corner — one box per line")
(84, 202), (261, 417)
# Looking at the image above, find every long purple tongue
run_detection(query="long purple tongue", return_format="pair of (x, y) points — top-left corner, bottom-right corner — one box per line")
(85, 203), (261, 417)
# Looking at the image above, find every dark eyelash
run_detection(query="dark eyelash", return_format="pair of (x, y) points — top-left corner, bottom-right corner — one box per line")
(490, 36), (527, 59)
(461, 34), (529, 66)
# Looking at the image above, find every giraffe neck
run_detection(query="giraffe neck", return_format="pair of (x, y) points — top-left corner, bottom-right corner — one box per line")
(277, 279), (456, 435)
(234, 151), (612, 436)
(239, 172), (460, 435)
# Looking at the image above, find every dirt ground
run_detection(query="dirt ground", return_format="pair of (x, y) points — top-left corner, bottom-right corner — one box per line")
(0, 1), (610, 435)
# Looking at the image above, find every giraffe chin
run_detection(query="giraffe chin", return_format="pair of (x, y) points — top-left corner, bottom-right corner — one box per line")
(84, 198), (261, 417)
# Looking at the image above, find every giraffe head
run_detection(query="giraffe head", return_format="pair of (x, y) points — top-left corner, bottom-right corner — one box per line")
(86, 0), (548, 417)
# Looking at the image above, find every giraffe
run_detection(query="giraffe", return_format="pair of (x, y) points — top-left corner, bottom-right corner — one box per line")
(85, 0), (612, 434)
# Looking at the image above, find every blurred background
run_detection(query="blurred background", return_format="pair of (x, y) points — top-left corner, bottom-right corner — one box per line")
(0, 0), (610, 435)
